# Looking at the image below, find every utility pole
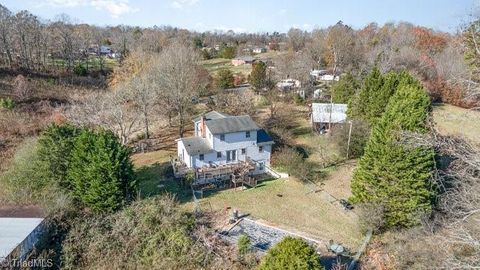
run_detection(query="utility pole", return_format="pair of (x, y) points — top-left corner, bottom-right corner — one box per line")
(346, 120), (353, 159)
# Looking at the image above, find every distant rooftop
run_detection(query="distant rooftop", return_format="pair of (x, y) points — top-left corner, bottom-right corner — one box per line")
(193, 111), (230, 122)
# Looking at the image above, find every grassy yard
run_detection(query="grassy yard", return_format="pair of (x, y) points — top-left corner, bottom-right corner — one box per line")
(132, 149), (192, 202)
(201, 58), (252, 76)
(203, 178), (362, 247)
(432, 104), (480, 145)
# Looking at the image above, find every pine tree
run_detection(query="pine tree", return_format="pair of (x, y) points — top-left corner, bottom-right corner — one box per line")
(348, 66), (383, 121)
(37, 123), (81, 189)
(67, 128), (136, 212)
(351, 84), (434, 228)
(250, 61), (267, 90)
(331, 72), (359, 103)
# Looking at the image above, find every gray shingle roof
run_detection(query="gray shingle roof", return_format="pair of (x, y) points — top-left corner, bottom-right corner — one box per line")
(192, 111), (230, 122)
(311, 103), (348, 123)
(179, 137), (213, 155)
(206, 115), (259, 134)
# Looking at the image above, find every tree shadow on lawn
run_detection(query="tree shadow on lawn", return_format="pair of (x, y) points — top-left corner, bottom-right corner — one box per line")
(136, 161), (192, 203)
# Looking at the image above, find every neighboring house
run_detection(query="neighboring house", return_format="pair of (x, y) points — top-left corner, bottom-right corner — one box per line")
(174, 111), (273, 185)
(310, 103), (348, 133)
(276, 79), (301, 91)
(252, 47), (267, 54)
(310, 69), (340, 82)
(232, 56), (256, 66)
(99, 46), (113, 55)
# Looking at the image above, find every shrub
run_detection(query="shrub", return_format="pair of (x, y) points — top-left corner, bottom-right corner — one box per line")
(258, 237), (323, 270)
(331, 120), (370, 159)
(62, 196), (210, 269)
(238, 234), (251, 256)
(273, 146), (311, 181)
(73, 64), (87, 76)
(0, 97), (15, 109)
(218, 46), (236, 59)
(215, 69), (235, 89)
(67, 128), (137, 212)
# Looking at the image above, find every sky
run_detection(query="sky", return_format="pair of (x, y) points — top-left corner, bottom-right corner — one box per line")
(1, 0), (479, 33)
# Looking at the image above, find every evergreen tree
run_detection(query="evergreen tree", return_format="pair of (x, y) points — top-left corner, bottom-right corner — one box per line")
(258, 237), (324, 270)
(348, 68), (421, 126)
(351, 84), (434, 228)
(37, 123), (81, 189)
(250, 61), (267, 90)
(216, 69), (235, 89)
(348, 66), (383, 122)
(67, 128), (136, 212)
(331, 72), (359, 103)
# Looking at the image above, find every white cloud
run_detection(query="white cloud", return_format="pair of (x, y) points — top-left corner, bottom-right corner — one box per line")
(171, 0), (199, 9)
(40, 0), (138, 18)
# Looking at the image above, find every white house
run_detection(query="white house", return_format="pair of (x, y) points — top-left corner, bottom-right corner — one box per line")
(252, 47), (267, 54)
(310, 103), (348, 133)
(176, 111), (273, 179)
(276, 79), (301, 91)
(310, 69), (340, 82)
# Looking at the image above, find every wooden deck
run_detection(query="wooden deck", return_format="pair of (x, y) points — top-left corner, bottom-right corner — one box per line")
(172, 157), (257, 188)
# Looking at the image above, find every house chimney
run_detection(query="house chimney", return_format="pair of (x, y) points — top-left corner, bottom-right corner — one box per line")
(201, 114), (206, 138)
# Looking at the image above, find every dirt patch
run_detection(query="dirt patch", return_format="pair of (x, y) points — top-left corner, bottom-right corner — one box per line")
(0, 205), (45, 218)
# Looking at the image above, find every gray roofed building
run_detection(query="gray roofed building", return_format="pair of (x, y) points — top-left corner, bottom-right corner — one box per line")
(311, 103), (348, 124)
(177, 137), (213, 155)
(206, 115), (259, 134)
(192, 111), (230, 122)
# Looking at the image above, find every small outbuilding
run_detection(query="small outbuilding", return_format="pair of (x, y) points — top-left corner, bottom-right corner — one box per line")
(310, 103), (348, 133)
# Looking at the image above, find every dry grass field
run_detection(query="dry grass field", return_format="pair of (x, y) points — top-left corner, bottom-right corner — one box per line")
(432, 104), (480, 145)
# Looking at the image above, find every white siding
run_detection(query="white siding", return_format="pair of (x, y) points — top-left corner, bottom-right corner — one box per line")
(212, 130), (257, 151)
(177, 140), (192, 167)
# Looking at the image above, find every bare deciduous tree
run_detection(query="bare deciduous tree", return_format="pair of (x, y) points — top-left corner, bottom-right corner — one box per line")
(149, 41), (204, 137)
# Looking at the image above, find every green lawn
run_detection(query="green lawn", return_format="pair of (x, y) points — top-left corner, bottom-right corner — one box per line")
(203, 178), (362, 247)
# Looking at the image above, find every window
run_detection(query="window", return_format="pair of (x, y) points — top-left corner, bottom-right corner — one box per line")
(241, 148), (246, 155)
(226, 150), (236, 162)
(246, 131), (250, 138)
(259, 146), (263, 153)
(259, 161), (264, 170)
(199, 154), (204, 161)
(217, 152), (222, 158)
(220, 134), (225, 141)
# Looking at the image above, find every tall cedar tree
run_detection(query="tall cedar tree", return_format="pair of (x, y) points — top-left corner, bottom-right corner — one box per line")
(250, 61), (267, 90)
(37, 123), (81, 189)
(351, 84), (434, 228)
(348, 67), (384, 123)
(331, 72), (359, 103)
(67, 129), (136, 212)
(216, 69), (235, 89)
(258, 237), (324, 270)
(348, 68), (421, 126)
